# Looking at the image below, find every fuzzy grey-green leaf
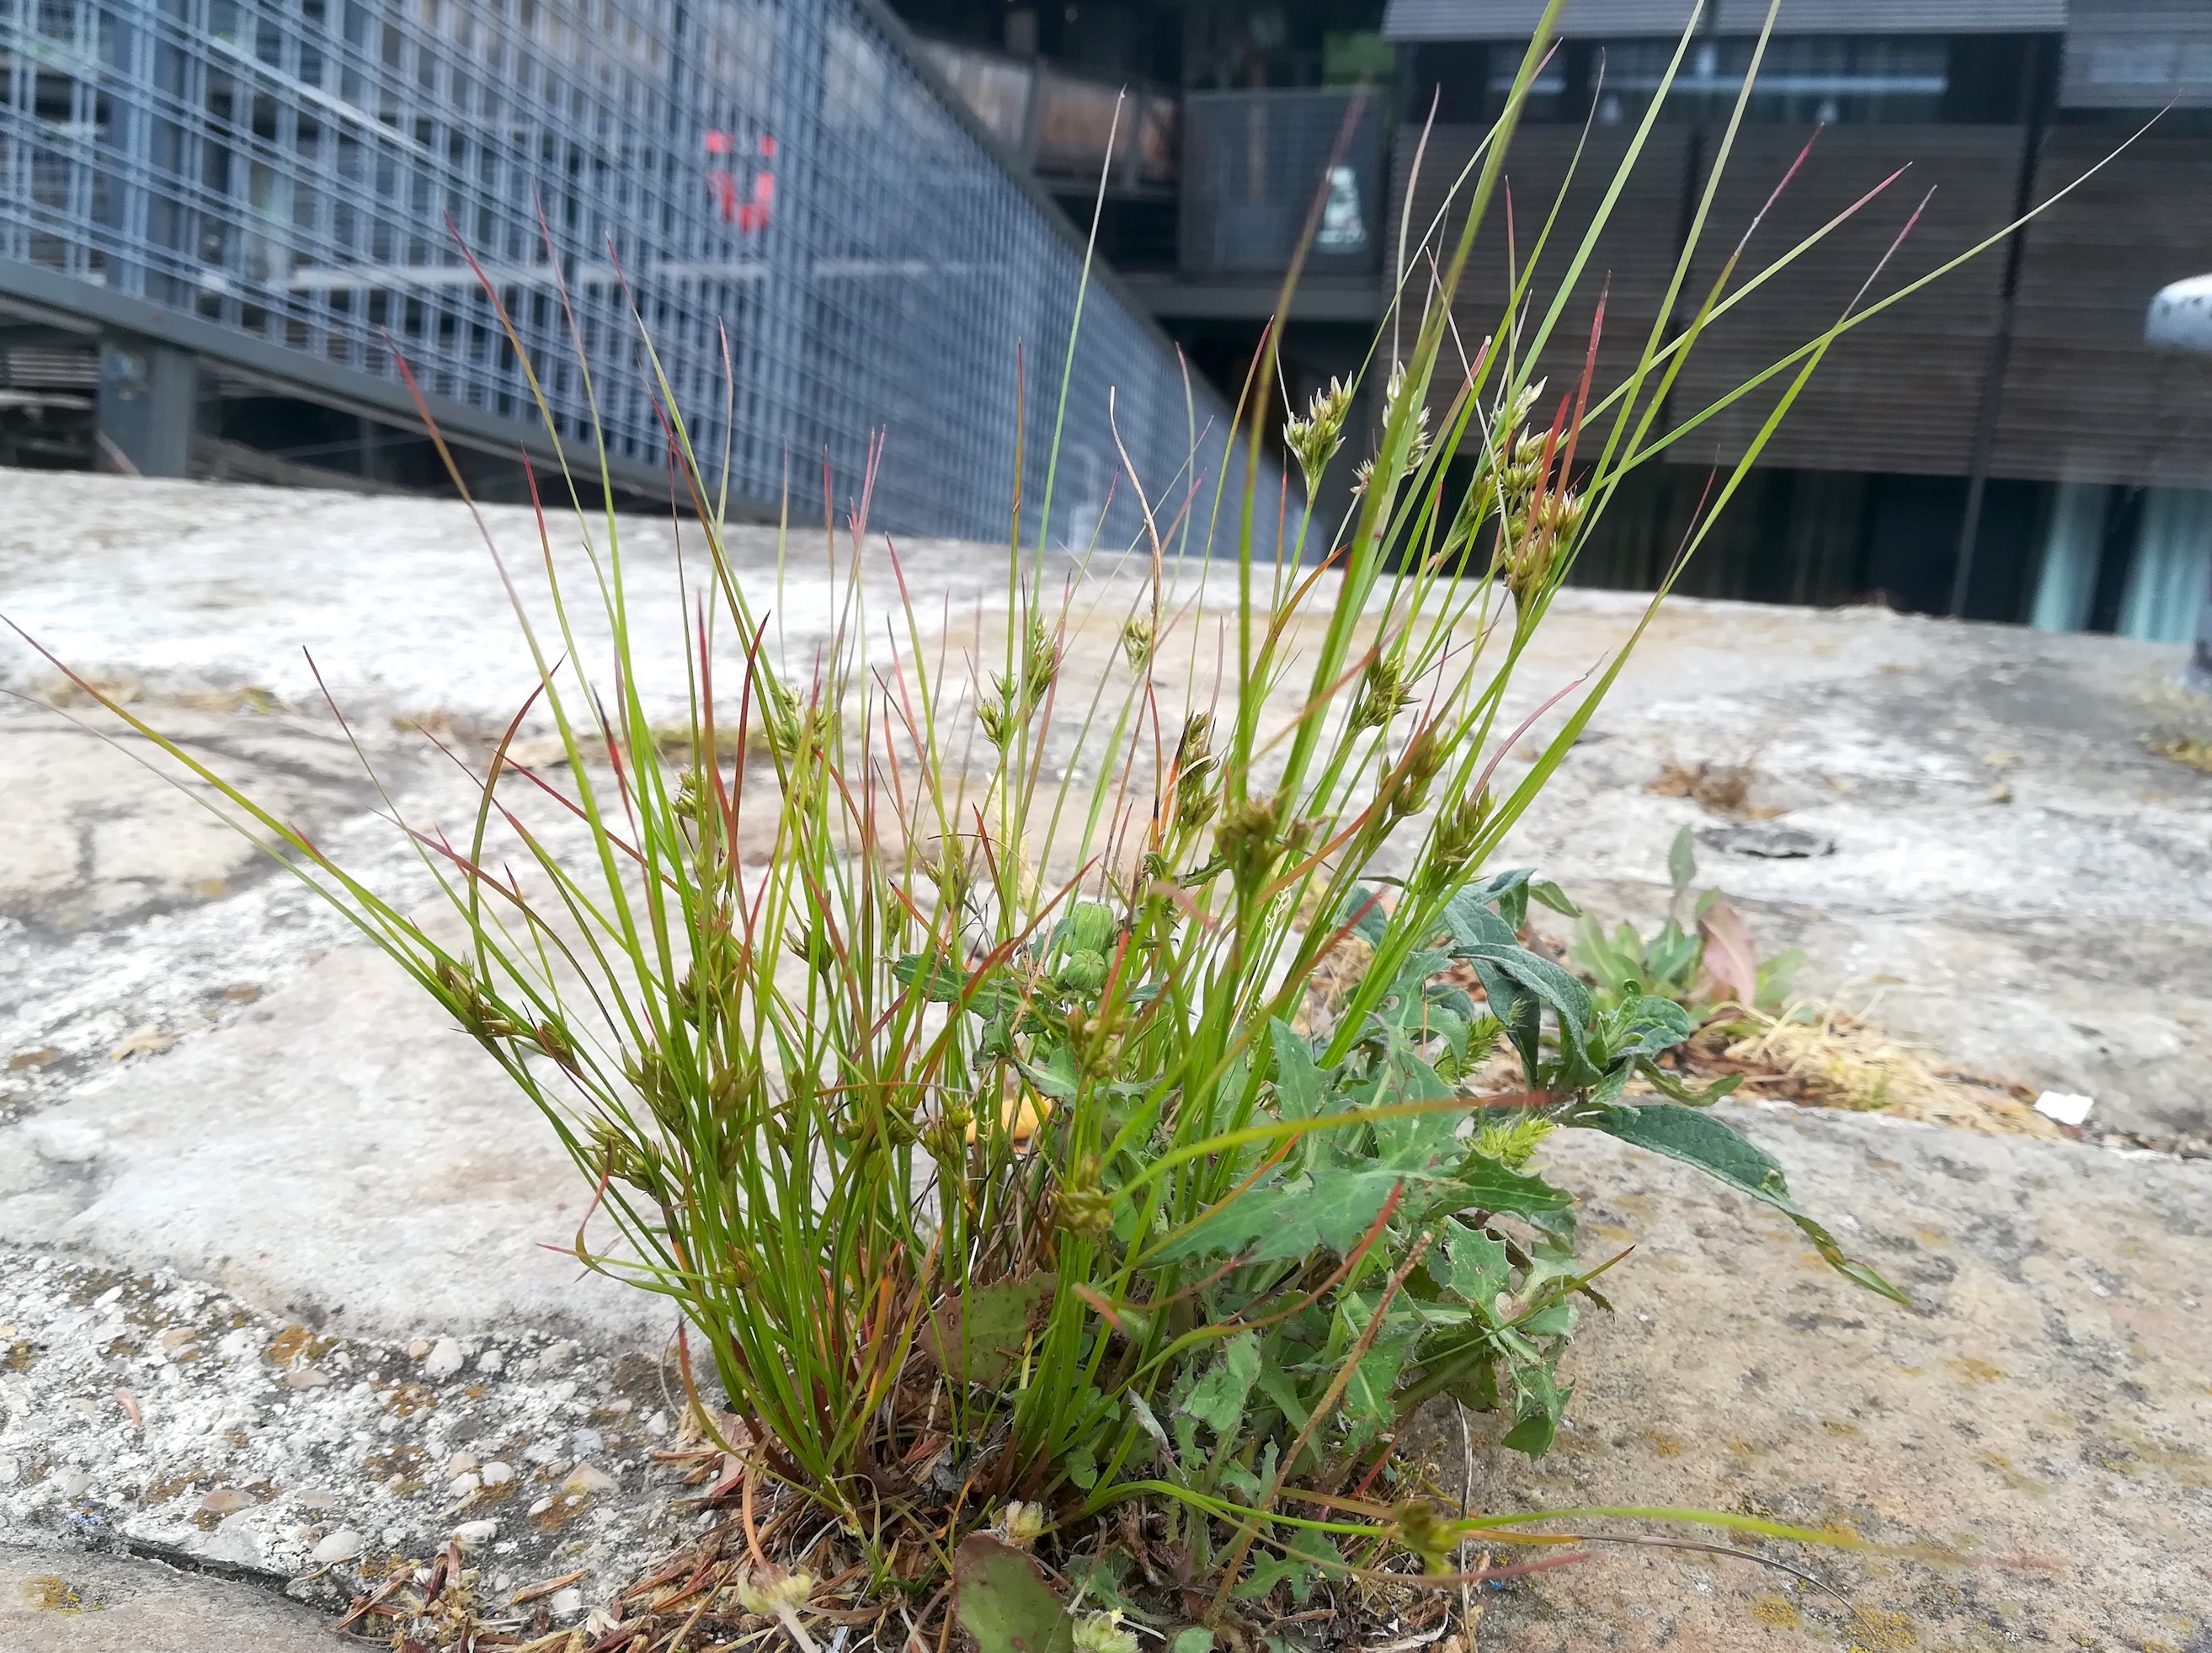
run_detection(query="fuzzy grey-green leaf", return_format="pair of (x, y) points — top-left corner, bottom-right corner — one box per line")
(1575, 1102), (1906, 1303)
(1431, 1224), (1511, 1306)
(953, 1534), (1075, 1653)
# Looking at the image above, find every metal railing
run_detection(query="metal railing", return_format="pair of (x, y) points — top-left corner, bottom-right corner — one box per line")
(0, 0), (1267, 547)
(915, 36), (1178, 191)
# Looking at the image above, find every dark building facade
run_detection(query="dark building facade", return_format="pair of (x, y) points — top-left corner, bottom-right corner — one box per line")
(899, 0), (2212, 646)
(1388, 0), (2212, 643)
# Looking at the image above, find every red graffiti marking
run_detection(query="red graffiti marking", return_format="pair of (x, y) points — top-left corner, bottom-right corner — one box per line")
(705, 130), (776, 232)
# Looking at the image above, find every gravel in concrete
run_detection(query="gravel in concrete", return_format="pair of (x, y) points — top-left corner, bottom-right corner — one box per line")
(0, 1249), (712, 1631)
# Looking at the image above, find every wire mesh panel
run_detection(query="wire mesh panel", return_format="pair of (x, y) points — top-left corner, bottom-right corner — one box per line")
(0, 0), (1270, 548)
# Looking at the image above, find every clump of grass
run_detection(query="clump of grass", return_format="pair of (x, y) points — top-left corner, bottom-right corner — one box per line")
(12, 0), (2087, 1639)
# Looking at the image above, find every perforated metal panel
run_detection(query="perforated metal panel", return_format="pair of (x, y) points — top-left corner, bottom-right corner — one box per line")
(0, 0), (1267, 547)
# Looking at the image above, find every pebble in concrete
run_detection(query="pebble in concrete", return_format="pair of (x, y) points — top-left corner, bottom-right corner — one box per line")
(421, 1339), (463, 1381)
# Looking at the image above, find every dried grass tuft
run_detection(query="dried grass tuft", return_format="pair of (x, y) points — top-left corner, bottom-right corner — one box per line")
(2143, 731), (2212, 775)
(1719, 1002), (2065, 1139)
(1644, 760), (1783, 820)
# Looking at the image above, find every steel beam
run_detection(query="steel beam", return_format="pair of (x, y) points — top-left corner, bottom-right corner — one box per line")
(0, 256), (749, 513)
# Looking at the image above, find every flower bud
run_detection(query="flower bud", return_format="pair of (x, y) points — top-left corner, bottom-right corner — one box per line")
(978, 676), (1020, 750)
(1351, 650), (1413, 733)
(1393, 1497), (1457, 1575)
(1503, 487), (1583, 607)
(1283, 376), (1352, 497)
(1394, 726), (1447, 819)
(531, 1016), (579, 1069)
(1056, 948), (1108, 996)
(1067, 901), (1117, 955)
(734, 1568), (815, 1616)
(1072, 1611), (1140, 1653)
(1216, 792), (1286, 892)
(921, 1106), (972, 1166)
(1170, 714), (1219, 834)
(762, 680), (806, 760)
(999, 1500), (1050, 1548)
(1426, 786), (1494, 888)
(1023, 612), (1062, 708)
(1383, 360), (1433, 472)
(1119, 616), (1154, 671)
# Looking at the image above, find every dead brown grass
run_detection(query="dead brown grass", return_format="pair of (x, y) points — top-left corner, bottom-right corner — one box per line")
(2144, 732), (2212, 775)
(1714, 1003), (2065, 1139)
(1644, 760), (1783, 820)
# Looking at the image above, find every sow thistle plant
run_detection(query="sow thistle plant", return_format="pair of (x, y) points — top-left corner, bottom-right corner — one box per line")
(20, 0), (2092, 1639)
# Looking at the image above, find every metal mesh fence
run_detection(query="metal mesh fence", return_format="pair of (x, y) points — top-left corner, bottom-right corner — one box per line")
(1, 0), (1273, 547)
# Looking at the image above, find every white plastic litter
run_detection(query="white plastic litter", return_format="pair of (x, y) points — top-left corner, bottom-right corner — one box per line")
(2033, 1091), (2096, 1127)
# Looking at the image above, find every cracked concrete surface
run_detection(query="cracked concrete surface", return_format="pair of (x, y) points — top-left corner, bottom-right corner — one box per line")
(1489, 600), (2212, 1151)
(3, 1544), (334, 1651)
(0, 468), (2206, 1648)
(1449, 1106), (2212, 1649)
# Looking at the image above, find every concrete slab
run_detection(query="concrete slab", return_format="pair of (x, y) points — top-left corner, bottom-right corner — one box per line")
(1449, 1103), (2212, 1650)
(1493, 600), (2212, 1151)
(3, 940), (657, 1341)
(0, 468), (1001, 731)
(0, 468), (2205, 1645)
(2, 1544), (334, 1653)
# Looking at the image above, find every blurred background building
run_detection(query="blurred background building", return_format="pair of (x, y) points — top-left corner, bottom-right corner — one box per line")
(893, 0), (2212, 645)
(4, 0), (2209, 644)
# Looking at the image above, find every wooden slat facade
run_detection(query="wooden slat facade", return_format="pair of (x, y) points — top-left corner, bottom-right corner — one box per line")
(1728, 0), (2066, 31)
(1390, 122), (2023, 477)
(2060, 0), (2212, 109)
(1991, 127), (2212, 488)
(1381, 0), (2066, 40)
(1391, 116), (2212, 492)
(1388, 125), (1692, 438)
(1667, 124), (2019, 477)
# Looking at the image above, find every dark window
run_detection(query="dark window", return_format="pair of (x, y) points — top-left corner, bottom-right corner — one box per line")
(1409, 42), (1489, 125)
(1467, 35), (2059, 126)
(1943, 35), (2037, 123)
(1588, 36), (1950, 125)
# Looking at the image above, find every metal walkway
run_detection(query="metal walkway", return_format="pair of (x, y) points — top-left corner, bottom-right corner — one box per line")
(1, 0), (1266, 544)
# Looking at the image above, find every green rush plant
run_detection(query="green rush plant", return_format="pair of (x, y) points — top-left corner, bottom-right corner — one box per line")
(19, 0), (2109, 1630)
